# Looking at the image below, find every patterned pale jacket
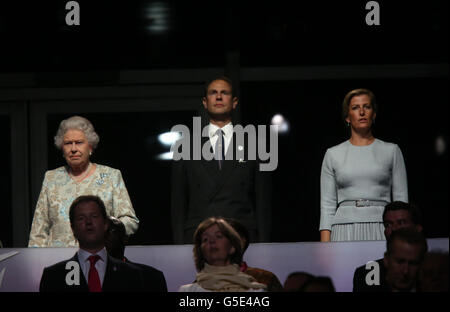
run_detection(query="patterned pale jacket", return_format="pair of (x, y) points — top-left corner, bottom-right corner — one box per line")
(28, 164), (139, 247)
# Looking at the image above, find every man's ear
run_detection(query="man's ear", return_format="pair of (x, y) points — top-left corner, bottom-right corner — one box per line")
(202, 97), (208, 110)
(70, 223), (77, 239)
(384, 228), (390, 239)
(104, 220), (109, 233)
(232, 97), (238, 110)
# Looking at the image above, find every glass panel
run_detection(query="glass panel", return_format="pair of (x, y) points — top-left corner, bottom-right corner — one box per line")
(0, 115), (12, 247)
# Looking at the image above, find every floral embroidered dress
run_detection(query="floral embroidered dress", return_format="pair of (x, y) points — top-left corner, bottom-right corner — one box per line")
(28, 164), (139, 247)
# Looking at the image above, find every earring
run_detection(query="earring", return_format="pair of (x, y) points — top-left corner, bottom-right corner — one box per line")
(347, 122), (350, 127)
(89, 151), (92, 156)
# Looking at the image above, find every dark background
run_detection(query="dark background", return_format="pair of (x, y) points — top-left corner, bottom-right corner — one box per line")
(0, 1), (447, 71)
(0, 116), (12, 247)
(240, 78), (448, 241)
(0, 0), (448, 246)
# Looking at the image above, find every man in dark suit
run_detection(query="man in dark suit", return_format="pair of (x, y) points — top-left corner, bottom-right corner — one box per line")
(39, 195), (145, 292)
(353, 201), (423, 292)
(105, 216), (168, 292)
(383, 228), (427, 292)
(171, 76), (272, 244)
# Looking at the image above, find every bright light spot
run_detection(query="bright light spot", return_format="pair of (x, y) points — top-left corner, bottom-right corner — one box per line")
(145, 2), (170, 34)
(271, 113), (289, 134)
(435, 135), (446, 156)
(158, 132), (181, 146)
(156, 152), (173, 161)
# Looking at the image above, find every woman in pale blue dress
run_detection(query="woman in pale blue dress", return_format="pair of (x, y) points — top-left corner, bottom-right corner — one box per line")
(320, 89), (408, 242)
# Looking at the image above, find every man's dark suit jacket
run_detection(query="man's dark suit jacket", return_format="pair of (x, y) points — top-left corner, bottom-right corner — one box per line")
(244, 266), (284, 292)
(39, 253), (145, 292)
(171, 131), (272, 244)
(353, 258), (390, 292)
(125, 258), (168, 292)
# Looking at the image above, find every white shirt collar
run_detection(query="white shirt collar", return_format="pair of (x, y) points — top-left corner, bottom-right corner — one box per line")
(208, 122), (233, 139)
(77, 247), (107, 264)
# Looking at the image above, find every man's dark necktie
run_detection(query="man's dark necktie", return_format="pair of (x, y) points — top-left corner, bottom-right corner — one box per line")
(214, 129), (225, 170)
(88, 255), (102, 292)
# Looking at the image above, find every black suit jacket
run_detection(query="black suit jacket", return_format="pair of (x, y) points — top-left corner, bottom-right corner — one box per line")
(125, 258), (168, 292)
(353, 258), (390, 292)
(39, 253), (145, 292)
(171, 130), (272, 244)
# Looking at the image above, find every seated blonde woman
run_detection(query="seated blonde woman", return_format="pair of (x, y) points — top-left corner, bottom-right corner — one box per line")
(179, 217), (266, 292)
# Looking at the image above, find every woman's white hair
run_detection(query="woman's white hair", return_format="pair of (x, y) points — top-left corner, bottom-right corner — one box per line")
(54, 116), (100, 150)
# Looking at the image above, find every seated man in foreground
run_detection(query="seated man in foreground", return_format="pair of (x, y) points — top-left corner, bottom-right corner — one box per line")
(39, 195), (145, 292)
(353, 201), (423, 291)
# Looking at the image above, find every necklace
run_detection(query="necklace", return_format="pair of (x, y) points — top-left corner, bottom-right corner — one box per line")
(69, 162), (92, 182)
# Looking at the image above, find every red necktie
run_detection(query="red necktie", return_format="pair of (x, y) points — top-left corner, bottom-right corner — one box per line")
(88, 255), (102, 292)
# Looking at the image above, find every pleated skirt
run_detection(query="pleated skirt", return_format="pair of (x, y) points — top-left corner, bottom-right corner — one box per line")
(331, 222), (386, 242)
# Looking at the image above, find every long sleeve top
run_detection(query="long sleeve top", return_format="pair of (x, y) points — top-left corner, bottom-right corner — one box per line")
(319, 139), (408, 231)
(28, 164), (139, 247)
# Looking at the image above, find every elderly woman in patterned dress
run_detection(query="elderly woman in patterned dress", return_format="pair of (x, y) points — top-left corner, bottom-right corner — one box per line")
(28, 116), (139, 247)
